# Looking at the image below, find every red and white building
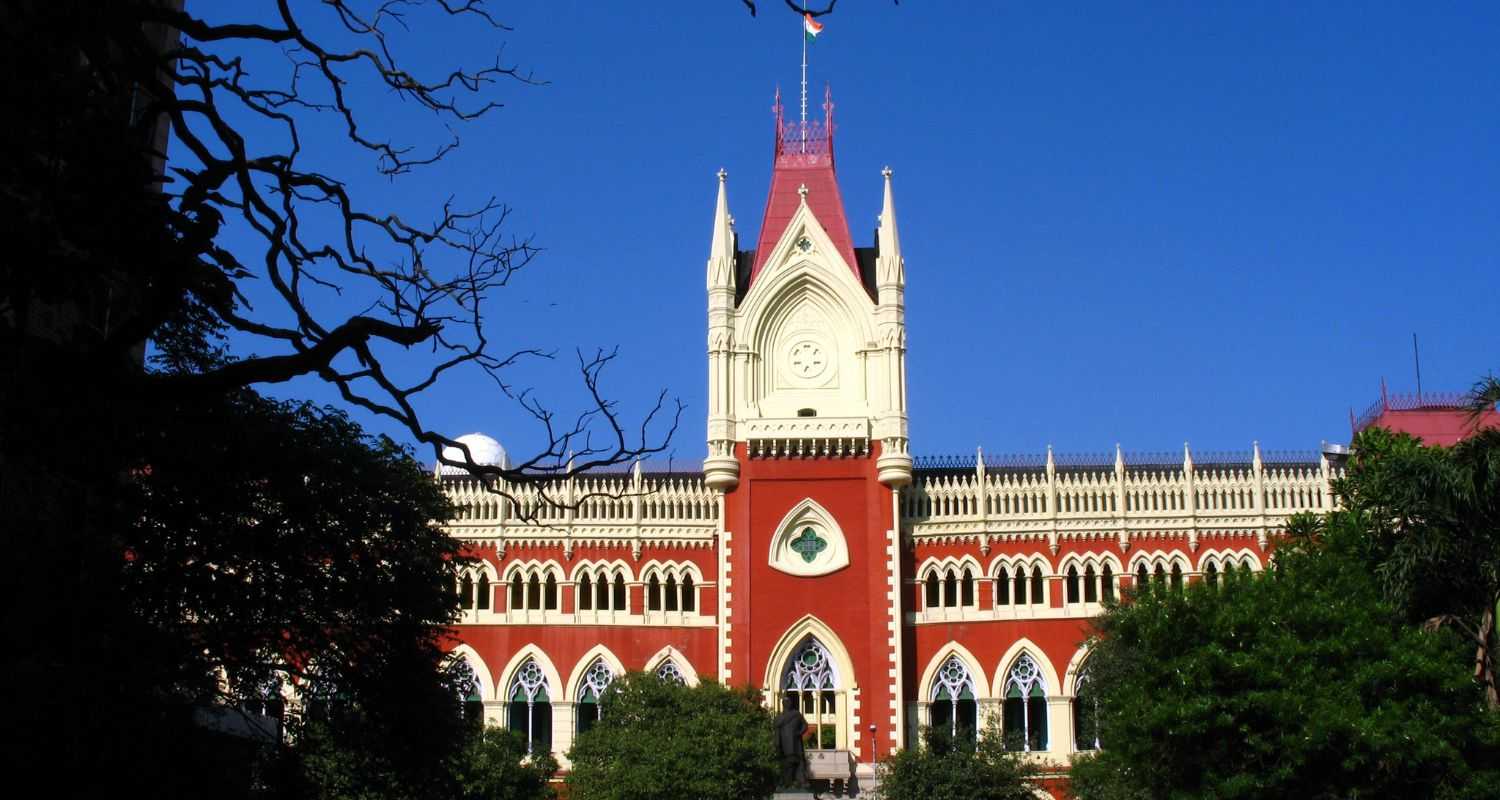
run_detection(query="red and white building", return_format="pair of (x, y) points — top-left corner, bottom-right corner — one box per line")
(438, 94), (1351, 793)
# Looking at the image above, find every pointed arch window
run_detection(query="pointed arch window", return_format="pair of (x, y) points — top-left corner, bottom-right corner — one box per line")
(1073, 663), (1099, 751)
(655, 659), (686, 685)
(1135, 563), (1149, 592)
(1030, 565), (1045, 605)
(579, 574), (594, 611)
(996, 566), (1010, 605)
(681, 574), (696, 612)
(544, 573), (558, 610)
(960, 568), (974, 607)
(612, 572), (627, 611)
(1014, 567), (1027, 605)
(1002, 653), (1047, 752)
(1066, 565), (1080, 604)
(783, 638), (840, 751)
(1205, 561), (1219, 589)
(460, 574), (475, 609)
(665, 575), (679, 612)
(943, 569), (958, 608)
(1170, 562), (1183, 592)
(507, 660), (551, 754)
(476, 574), (490, 610)
(452, 661), (483, 730)
(647, 574), (662, 611)
(1102, 563), (1116, 602)
(924, 572), (940, 608)
(527, 575), (541, 609)
(1084, 564), (1098, 603)
(511, 574), (524, 610)
(929, 656), (977, 745)
(576, 659), (615, 737)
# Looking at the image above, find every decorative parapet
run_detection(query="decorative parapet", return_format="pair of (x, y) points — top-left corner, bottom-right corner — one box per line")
(441, 467), (719, 551)
(902, 446), (1341, 552)
(744, 416), (871, 459)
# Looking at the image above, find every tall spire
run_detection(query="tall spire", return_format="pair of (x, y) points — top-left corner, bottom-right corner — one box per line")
(707, 168), (734, 289)
(878, 166), (900, 258)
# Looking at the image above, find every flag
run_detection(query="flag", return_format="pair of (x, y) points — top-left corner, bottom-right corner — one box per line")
(804, 13), (823, 43)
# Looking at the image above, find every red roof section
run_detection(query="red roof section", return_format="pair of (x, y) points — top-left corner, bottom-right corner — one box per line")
(1352, 384), (1500, 446)
(748, 90), (859, 288)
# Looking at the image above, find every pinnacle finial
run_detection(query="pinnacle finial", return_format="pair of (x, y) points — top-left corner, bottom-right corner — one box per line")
(882, 165), (893, 179)
(798, 183), (809, 201)
(717, 168), (727, 183)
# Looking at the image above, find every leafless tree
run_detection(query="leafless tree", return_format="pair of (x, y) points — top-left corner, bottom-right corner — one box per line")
(97, 0), (683, 494)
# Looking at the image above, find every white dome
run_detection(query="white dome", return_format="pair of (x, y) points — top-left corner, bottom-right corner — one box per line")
(439, 433), (508, 473)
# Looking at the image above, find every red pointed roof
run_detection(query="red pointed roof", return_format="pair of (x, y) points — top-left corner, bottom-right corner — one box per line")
(748, 90), (859, 288)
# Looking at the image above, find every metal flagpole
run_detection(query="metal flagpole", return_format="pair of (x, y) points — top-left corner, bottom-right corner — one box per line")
(800, 1), (808, 152)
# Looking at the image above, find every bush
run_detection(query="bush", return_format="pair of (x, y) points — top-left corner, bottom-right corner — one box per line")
(877, 719), (1038, 800)
(565, 673), (777, 800)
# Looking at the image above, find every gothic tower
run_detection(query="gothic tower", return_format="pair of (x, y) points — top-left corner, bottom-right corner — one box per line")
(704, 90), (911, 767)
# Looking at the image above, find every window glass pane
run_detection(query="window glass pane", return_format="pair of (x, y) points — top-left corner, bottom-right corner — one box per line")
(925, 574), (939, 608)
(665, 575), (678, 612)
(956, 698), (977, 745)
(1103, 564), (1115, 602)
(1027, 696), (1048, 750)
(1066, 566), (1080, 603)
(648, 576), (661, 611)
(1002, 697), (1024, 751)
(943, 570), (957, 608)
(612, 573), (626, 610)
(996, 567), (1010, 605)
(961, 569), (974, 606)
(511, 576), (523, 609)
(545, 574), (558, 609)
(477, 575), (490, 610)
(682, 574), (696, 612)
(579, 575), (593, 610)
(1030, 566), (1044, 605)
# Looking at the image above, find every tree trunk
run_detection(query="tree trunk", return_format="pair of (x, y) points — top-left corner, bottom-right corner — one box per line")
(1478, 600), (1498, 711)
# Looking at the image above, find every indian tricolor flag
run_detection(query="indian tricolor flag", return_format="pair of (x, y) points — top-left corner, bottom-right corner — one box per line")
(803, 13), (824, 43)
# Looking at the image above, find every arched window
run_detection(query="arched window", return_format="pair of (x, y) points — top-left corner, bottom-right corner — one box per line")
(510, 574), (523, 610)
(507, 659), (551, 754)
(1073, 663), (1099, 751)
(1205, 561), (1219, 589)
(783, 638), (839, 751)
(1002, 653), (1047, 752)
(544, 573), (558, 610)
(576, 659), (615, 737)
(996, 566), (1010, 605)
(452, 661), (483, 730)
(1170, 562), (1183, 592)
(682, 573), (696, 612)
(476, 574), (490, 610)
(1153, 563), (1166, 586)
(1102, 564), (1115, 602)
(655, 659), (686, 685)
(1066, 565), (1080, 603)
(943, 569), (958, 608)
(460, 574), (474, 609)
(924, 572), (940, 608)
(1014, 567), (1027, 605)
(1135, 563), (1149, 591)
(612, 572), (626, 611)
(527, 574), (541, 610)
(930, 656), (977, 745)
(1030, 565), (1045, 605)
(665, 574), (679, 612)
(1084, 564), (1098, 603)
(579, 574), (594, 611)
(1223, 559), (1236, 578)
(647, 574), (662, 611)
(1241, 556), (1255, 572)
(960, 568), (974, 607)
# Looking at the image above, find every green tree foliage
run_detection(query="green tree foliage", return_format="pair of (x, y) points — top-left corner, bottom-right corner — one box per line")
(293, 720), (557, 800)
(565, 673), (778, 800)
(876, 720), (1038, 800)
(1336, 421), (1500, 708)
(1070, 522), (1500, 800)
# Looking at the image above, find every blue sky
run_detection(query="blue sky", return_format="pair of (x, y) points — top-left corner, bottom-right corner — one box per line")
(203, 1), (1499, 465)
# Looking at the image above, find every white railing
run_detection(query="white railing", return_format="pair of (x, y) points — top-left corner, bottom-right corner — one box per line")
(440, 465), (719, 549)
(902, 445), (1339, 550)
